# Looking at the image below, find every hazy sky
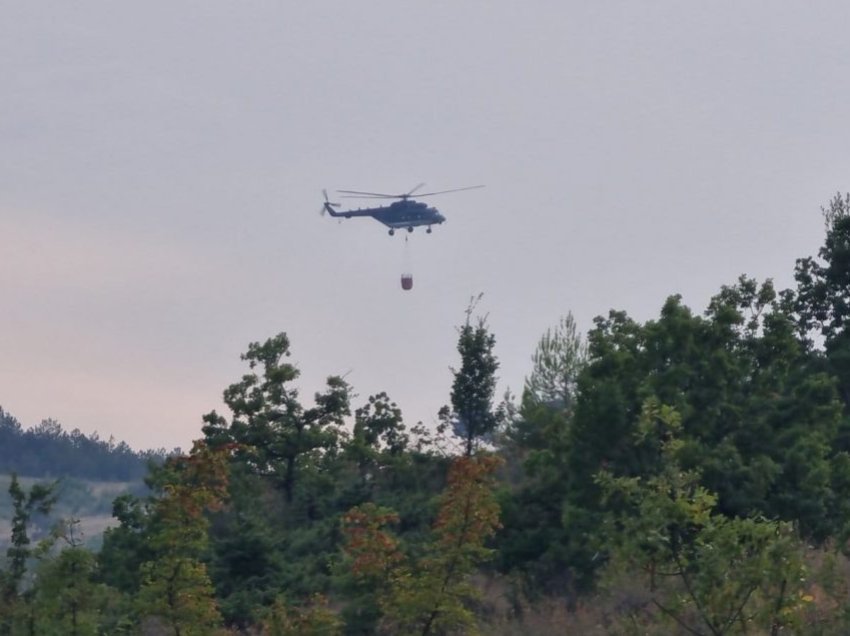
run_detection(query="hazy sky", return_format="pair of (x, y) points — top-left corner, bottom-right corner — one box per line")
(2, 2), (849, 450)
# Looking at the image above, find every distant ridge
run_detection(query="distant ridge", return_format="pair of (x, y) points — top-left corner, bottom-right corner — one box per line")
(0, 406), (171, 481)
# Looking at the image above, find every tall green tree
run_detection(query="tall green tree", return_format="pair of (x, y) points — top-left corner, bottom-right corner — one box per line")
(548, 277), (850, 595)
(200, 333), (352, 625)
(202, 332), (350, 503)
(523, 312), (586, 412)
(497, 314), (587, 597)
(794, 193), (850, 409)
(794, 193), (850, 342)
(0, 474), (57, 635)
(2, 474), (56, 601)
(97, 493), (156, 595)
(441, 309), (500, 457)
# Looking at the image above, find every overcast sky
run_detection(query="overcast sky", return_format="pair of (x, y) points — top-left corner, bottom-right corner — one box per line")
(2, 2), (849, 450)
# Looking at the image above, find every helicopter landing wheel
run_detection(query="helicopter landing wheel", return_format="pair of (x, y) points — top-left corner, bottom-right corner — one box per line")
(407, 226), (414, 233)
(389, 229), (395, 236)
(426, 227), (432, 234)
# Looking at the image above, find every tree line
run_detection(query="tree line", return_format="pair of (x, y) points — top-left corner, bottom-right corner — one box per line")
(2, 194), (850, 634)
(0, 410), (171, 482)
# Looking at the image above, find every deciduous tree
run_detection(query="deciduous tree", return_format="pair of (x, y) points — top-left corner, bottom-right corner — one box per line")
(343, 455), (502, 635)
(202, 332), (350, 503)
(598, 400), (808, 635)
(135, 441), (230, 635)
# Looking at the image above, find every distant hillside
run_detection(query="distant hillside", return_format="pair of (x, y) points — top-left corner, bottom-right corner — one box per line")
(0, 406), (170, 481)
(0, 475), (147, 549)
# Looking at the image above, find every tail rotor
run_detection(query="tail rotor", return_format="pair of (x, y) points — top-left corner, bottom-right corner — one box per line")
(320, 189), (340, 216)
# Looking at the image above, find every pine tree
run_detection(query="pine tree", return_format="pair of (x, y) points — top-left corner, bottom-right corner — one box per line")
(441, 307), (500, 457)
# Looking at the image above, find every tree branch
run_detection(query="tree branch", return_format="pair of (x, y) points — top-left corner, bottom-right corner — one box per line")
(719, 583), (758, 634)
(651, 598), (709, 636)
(671, 546), (722, 636)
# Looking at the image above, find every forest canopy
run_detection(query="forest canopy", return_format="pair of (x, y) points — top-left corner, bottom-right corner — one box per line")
(3, 194), (850, 634)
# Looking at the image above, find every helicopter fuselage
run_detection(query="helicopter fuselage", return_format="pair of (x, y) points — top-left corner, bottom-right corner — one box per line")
(324, 199), (445, 234)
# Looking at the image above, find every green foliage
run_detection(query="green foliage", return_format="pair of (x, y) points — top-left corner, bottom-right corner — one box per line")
(199, 335), (451, 628)
(3, 474), (56, 600)
(497, 314), (587, 597)
(441, 309), (500, 457)
(342, 455), (502, 635)
(96, 492), (155, 595)
(206, 466), (286, 626)
(0, 407), (167, 481)
(523, 312), (586, 413)
(136, 557), (222, 635)
(565, 281), (850, 547)
(29, 520), (107, 636)
(199, 333), (354, 624)
(794, 193), (850, 419)
(349, 393), (409, 472)
(262, 595), (343, 635)
(794, 193), (850, 343)
(202, 332), (351, 503)
(134, 441), (230, 634)
(13, 197), (850, 632)
(598, 400), (808, 635)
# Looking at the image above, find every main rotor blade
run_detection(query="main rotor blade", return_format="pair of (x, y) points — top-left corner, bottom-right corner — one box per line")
(413, 185), (485, 197)
(340, 194), (394, 199)
(337, 184), (485, 199)
(406, 182), (426, 196)
(337, 189), (398, 197)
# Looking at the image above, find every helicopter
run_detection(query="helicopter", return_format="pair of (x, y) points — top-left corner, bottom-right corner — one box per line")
(321, 183), (483, 235)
